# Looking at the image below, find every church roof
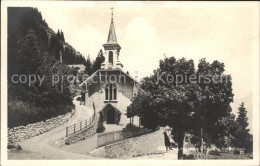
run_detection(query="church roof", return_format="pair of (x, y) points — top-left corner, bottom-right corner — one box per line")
(79, 68), (140, 86)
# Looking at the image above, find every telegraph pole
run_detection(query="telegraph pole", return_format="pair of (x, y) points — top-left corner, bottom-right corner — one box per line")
(201, 128), (203, 152)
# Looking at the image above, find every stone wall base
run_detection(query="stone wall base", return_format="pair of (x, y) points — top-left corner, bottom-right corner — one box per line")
(90, 129), (165, 159)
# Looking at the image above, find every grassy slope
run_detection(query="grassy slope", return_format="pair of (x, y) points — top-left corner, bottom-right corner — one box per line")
(8, 97), (74, 128)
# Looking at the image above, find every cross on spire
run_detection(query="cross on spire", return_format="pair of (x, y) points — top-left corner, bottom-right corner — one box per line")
(106, 7), (118, 44)
(110, 7), (114, 21)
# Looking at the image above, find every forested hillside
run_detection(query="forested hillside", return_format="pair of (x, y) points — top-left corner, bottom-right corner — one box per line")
(7, 7), (88, 127)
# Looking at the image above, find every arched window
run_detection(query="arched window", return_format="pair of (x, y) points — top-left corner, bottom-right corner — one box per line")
(109, 84), (113, 99)
(185, 136), (189, 142)
(113, 88), (117, 100)
(109, 51), (113, 64)
(105, 83), (117, 100)
(105, 87), (109, 100)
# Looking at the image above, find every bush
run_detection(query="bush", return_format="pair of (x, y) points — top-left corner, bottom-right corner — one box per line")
(246, 153), (253, 159)
(125, 123), (139, 131)
(7, 144), (22, 151)
(65, 140), (70, 145)
(233, 149), (240, 154)
(187, 154), (195, 159)
(209, 149), (220, 156)
(96, 121), (105, 133)
(182, 154), (195, 160)
(17, 145), (22, 150)
(7, 144), (17, 149)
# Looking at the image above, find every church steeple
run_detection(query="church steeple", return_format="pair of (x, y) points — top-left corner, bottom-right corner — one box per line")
(101, 8), (123, 70)
(107, 7), (117, 44)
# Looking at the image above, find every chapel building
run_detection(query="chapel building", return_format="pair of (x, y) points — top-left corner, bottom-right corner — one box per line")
(80, 10), (140, 126)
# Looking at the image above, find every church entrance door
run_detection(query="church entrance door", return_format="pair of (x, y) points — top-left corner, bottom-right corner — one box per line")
(107, 107), (116, 124)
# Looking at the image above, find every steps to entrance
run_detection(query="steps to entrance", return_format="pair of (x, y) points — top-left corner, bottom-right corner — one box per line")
(103, 124), (124, 132)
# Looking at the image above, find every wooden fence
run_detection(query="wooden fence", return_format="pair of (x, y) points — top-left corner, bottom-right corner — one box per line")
(66, 114), (95, 137)
(97, 128), (151, 147)
(66, 102), (96, 137)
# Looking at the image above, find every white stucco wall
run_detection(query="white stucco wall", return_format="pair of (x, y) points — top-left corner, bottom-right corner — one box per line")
(85, 90), (131, 126)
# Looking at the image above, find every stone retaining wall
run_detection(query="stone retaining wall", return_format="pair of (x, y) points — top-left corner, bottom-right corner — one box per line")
(90, 129), (165, 159)
(8, 110), (75, 143)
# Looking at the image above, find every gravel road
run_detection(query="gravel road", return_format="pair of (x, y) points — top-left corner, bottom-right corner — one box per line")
(8, 96), (96, 160)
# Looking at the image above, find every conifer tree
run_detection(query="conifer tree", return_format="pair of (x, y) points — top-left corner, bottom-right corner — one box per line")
(236, 102), (249, 132)
(84, 55), (92, 75)
(60, 30), (65, 42)
(234, 102), (252, 152)
(92, 49), (105, 73)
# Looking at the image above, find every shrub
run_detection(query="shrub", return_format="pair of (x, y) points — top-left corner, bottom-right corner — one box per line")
(246, 153), (253, 159)
(17, 145), (22, 150)
(7, 144), (17, 149)
(209, 149), (220, 156)
(187, 154), (195, 159)
(7, 144), (22, 151)
(125, 123), (139, 131)
(96, 121), (105, 133)
(65, 140), (70, 145)
(233, 149), (240, 154)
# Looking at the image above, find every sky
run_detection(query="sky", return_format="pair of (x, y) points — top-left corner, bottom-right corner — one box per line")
(37, 2), (255, 113)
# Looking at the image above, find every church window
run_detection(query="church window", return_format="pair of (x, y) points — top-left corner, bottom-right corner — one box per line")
(185, 136), (189, 142)
(109, 51), (113, 64)
(105, 83), (117, 100)
(133, 93), (136, 97)
(105, 87), (109, 100)
(109, 84), (113, 99)
(114, 88), (117, 100)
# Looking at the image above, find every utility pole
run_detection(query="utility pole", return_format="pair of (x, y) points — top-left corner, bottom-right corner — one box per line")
(60, 42), (64, 94)
(201, 128), (203, 152)
(139, 116), (140, 128)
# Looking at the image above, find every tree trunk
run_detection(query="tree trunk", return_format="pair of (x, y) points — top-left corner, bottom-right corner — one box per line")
(176, 130), (185, 159)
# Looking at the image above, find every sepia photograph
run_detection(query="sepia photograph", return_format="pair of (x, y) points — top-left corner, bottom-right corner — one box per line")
(1, 1), (260, 165)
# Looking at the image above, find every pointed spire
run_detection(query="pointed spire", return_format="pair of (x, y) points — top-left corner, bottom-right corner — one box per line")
(107, 7), (117, 44)
(111, 7), (114, 22)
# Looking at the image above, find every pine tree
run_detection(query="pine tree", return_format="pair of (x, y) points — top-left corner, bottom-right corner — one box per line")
(84, 55), (92, 75)
(235, 102), (252, 152)
(57, 29), (60, 40)
(236, 102), (249, 131)
(60, 30), (65, 42)
(92, 49), (105, 73)
(18, 29), (41, 75)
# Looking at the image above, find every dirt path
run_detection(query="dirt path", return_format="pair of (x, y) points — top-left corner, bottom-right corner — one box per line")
(8, 96), (96, 160)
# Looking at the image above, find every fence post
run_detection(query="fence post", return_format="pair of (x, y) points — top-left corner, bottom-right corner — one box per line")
(97, 135), (99, 147)
(66, 127), (68, 137)
(113, 132), (115, 142)
(80, 122), (82, 130)
(74, 124), (76, 134)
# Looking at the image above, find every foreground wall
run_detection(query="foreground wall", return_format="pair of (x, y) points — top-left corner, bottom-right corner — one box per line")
(90, 129), (165, 159)
(8, 110), (75, 144)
